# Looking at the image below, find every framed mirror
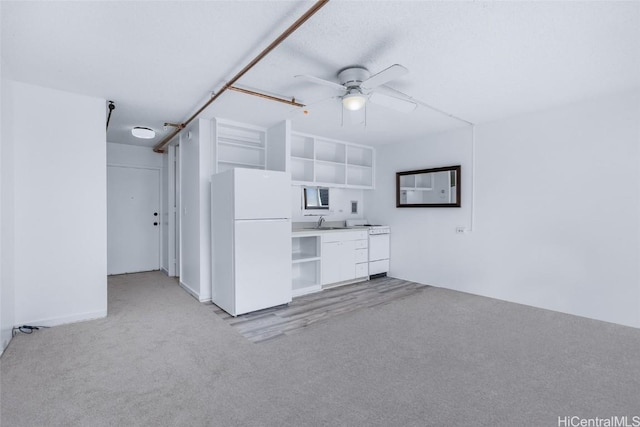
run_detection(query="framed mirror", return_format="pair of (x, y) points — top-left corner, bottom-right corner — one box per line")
(396, 165), (461, 208)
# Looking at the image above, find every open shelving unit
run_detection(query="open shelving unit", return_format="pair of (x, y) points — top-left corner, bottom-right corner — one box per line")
(290, 131), (375, 189)
(213, 119), (267, 173)
(292, 235), (321, 297)
(290, 133), (315, 183)
(346, 144), (374, 187)
(399, 173), (433, 191)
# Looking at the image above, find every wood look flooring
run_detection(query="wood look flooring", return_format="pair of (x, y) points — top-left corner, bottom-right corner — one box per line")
(211, 276), (429, 343)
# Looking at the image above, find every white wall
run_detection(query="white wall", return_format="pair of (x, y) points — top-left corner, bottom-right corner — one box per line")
(178, 119), (212, 301)
(1, 57), (16, 352)
(11, 81), (107, 326)
(291, 186), (366, 224)
(107, 142), (163, 169)
(366, 90), (640, 328)
(106, 142), (167, 272)
(198, 120), (213, 302)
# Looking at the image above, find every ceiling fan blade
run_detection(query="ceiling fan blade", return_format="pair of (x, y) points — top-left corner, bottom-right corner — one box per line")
(294, 74), (345, 91)
(361, 64), (408, 90)
(369, 91), (417, 113)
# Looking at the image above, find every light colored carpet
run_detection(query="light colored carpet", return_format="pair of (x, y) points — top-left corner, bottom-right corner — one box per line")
(1, 271), (639, 426)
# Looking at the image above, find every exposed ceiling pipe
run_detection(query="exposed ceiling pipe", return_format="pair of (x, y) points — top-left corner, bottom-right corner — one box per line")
(228, 85), (305, 108)
(153, 0), (330, 153)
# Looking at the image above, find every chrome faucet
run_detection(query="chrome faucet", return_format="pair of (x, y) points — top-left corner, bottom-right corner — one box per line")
(316, 216), (325, 228)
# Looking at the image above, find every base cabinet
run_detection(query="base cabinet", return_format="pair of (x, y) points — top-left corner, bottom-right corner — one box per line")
(321, 230), (368, 286)
(292, 230), (369, 296)
(292, 235), (321, 297)
(321, 240), (356, 285)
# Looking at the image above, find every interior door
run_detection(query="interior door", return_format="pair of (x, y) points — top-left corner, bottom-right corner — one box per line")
(107, 166), (160, 275)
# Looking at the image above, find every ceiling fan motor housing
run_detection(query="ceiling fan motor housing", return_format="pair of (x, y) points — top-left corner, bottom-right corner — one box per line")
(338, 67), (370, 88)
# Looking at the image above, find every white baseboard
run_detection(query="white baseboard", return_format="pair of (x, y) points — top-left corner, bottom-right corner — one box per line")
(179, 280), (199, 300)
(161, 267), (169, 276)
(15, 309), (107, 329)
(0, 342), (7, 357)
(178, 281), (211, 303)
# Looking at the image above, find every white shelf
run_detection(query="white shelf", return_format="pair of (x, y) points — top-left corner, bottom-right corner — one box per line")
(290, 131), (374, 189)
(213, 118), (267, 172)
(292, 261), (320, 293)
(315, 162), (345, 185)
(347, 165), (373, 187)
(292, 283), (322, 297)
(347, 145), (373, 168)
(400, 186), (433, 191)
(292, 236), (320, 292)
(346, 163), (372, 170)
(291, 134), (314, 159)
(315, 159), (346, 167)
(218, 160), (264, 168)
(315, 139), (346, 163)
(292, 276), (318, 289)
(399, 171), (434, 191)
(218, 139), (265, 150)
(292, 254), (320, 263)
(291, 155), (314, 161)
(291, 158), (314, 182)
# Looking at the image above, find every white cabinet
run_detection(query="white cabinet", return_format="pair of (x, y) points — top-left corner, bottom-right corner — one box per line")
(210, 120), (373, 187)
(321, 240), (356, 285)
(346, 145), (374, 187)
(321, 230), (369, 286)
(399, 173), (433, 190)
(212, 119), (289, 173)
(213, 118), (266, 172)
(290, 131), (375, 189)
(292, 235), (321, 297)
(292, 229), (369, 296)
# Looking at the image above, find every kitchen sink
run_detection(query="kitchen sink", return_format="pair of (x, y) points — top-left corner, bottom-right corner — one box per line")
(292, 226), (354, 232)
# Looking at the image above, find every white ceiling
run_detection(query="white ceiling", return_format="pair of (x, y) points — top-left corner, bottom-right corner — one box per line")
(2, 1), (639, 148)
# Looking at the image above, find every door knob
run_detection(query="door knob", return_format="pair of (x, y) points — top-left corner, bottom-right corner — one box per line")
(154, 212), (158, 216)
(153, 222), (158, 226)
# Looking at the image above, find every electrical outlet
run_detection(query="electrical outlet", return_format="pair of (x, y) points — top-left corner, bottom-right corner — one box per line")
(455, 226), (467, 234)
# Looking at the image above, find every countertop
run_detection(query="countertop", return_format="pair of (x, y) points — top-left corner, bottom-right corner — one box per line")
(292, 227), (366, 236)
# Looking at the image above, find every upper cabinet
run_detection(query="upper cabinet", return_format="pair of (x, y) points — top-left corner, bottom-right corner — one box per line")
(212, 118), (267, 173)
(291, 131), (375, 189)
(211, 118), (374, 189)
(212, 119), (289, 174)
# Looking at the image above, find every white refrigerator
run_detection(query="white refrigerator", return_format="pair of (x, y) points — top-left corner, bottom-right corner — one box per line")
(211, 168), (292, 316)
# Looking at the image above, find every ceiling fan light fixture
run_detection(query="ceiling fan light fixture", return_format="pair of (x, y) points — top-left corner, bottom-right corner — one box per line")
(131, 126), (156, 139)
(342, 90), (367, 111)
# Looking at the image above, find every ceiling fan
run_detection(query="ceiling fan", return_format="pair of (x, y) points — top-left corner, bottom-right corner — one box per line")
(295, 64), (417, 113)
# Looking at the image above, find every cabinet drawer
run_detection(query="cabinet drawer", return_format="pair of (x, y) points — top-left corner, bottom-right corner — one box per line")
(354, 248), (368, 263)
(322, 230), (368, 243)
(322, 231), (350, 243)
(352, 231), (368, 241)
(355, 262), (368, 278)
(354, 239), (368, 249)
